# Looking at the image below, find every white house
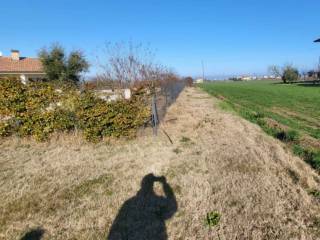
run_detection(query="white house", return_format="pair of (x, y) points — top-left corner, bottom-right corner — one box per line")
(241, 76), (252, 81)
(195, 78), (204, 84)
(0, 50), (46, 83)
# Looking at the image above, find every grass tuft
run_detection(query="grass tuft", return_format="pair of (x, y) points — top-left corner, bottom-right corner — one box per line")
(308, 189), (320, 199)
(180, 136), (191, 143)
(293, 145), (320, 171)
(173, 148), (182, 154)
(205, 211), (221, 227)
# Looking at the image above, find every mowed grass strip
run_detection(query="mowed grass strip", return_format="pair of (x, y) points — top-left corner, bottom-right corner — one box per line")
(200, 80), (320, 169)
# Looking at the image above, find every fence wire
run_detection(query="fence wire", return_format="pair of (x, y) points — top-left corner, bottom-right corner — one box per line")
(151, 80), (187, 135)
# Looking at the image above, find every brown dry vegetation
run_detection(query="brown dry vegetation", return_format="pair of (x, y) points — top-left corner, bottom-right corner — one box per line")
(1, 88), (320, 239)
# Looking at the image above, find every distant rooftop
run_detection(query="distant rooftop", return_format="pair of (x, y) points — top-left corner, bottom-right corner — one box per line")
(0, 50), (43, 73)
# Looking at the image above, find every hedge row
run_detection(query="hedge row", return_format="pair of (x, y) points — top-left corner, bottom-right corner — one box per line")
(0, 77), (150, 142)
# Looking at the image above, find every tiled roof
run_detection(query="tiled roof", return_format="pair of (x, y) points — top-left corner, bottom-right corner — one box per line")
(0, 57), (44, 73)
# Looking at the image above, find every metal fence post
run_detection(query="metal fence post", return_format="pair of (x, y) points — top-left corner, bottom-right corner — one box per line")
(151, 95), (159, 136)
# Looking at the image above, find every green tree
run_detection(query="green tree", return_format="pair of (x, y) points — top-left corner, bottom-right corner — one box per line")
(39, 44), (89, 84)
(282, 66), (299, 83)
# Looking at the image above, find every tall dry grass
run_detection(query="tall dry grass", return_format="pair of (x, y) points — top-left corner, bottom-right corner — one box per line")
(1, 88), (320, 239)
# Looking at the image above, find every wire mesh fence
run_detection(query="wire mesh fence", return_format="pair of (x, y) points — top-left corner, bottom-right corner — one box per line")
(151, 80), (187, 135)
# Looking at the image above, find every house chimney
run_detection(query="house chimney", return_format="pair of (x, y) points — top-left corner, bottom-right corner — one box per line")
(11, 50), (20, 61)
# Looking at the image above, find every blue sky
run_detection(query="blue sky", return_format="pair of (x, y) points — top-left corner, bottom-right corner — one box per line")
(1, 0), (320, 78)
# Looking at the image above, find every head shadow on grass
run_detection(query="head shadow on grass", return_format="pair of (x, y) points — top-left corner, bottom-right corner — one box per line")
(107, 173), (178, 240)
(20, 228), (45, 240)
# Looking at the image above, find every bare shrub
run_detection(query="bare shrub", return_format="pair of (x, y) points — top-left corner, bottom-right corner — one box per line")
(96, 41), (178, 89)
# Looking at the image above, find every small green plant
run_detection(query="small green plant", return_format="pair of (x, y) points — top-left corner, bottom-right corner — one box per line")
(0, 121), (13, 137)
(287, 169), (299, 184)
(254, 112), (265, 119)
(292, 145), (320, 171)
(205, 211), (221, 227)
(180, 136), (191, 143)
(286, 130), (300, 142)
(308, 189), (320, 199)
(292, 144), (305, 156)
(239, 109), (258, 123)
(311, 216), (320, 233)
(173, 148), (182, 154)
(218, 101), (235, 113)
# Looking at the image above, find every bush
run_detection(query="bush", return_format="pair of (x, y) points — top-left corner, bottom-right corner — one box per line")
(282, 66), (299, 83)
(25, 82), (60, 114)
(17, 109), (75, 141)
(0, 77), (27, 116)
(0, 77), (150, 142)
(0, 121), (13, 137)
(76, 91), (150, 142)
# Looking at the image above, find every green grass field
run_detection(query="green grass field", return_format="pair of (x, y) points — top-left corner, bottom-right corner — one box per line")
(200, 80), (320, 169)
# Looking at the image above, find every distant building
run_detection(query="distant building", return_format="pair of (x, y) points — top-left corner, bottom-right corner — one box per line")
(235, 76), (257, 81)
(195, 78), (204, 84)
(241, 76), (252, 81)
(261, 75), (281, 80)
(0, 50), (45, 84)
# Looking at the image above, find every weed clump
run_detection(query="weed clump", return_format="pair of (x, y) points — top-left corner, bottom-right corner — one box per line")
(308, 189), (320, 200)
(173, 148), (182, 154)
(180, 136), (191, 143)
(287, 169), (299, 184)
(293, 145), (320, 171)
(205, 211), (221, 227)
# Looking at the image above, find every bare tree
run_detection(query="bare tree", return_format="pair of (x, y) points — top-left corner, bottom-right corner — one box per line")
(268, 65), (282, 78)
(301, 69), (309, 81)
(96, 42), (172, 89)
(268, 64), (300, 83)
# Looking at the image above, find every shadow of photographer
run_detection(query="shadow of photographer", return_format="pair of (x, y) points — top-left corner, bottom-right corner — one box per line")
(20, 228), (45, 240)
(107, 173), (178, 240)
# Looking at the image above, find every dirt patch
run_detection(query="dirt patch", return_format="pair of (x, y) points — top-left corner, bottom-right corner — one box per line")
(264, 117), (289, 132)
(0, 87), (320, 239)
(301, 135), (320, 150)
(216, 94), (227, 101)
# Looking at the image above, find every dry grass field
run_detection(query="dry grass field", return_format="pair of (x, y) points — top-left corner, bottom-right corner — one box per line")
(1, 87), (320, 239)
